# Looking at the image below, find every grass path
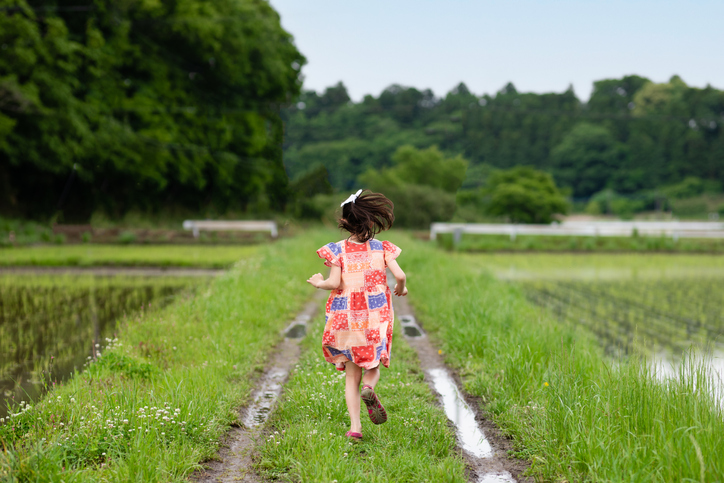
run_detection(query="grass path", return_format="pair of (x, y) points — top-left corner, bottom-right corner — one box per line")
(255, 298), (469, 483)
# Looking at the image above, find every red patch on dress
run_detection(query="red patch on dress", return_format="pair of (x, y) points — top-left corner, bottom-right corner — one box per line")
(346, 241), (368, 252)
(365, 328), (381, 344)
(322, 330), (335, 346)
(332, 313), (349, 331)
(352, 345), (375, 364)
(350, 292), (367, 311)
(364, 270), (386, 288)
(379, 307), (392, 324)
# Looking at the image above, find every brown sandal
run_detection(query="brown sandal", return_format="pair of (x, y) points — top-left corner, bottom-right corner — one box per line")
(361, 384), (387, 424)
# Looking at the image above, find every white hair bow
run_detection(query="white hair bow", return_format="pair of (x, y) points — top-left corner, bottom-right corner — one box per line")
(340, 189), (363, 207)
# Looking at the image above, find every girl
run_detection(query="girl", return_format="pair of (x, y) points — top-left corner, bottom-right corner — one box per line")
(306, 189), (407, 440)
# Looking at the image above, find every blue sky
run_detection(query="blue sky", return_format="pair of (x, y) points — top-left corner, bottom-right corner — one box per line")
(270, 0), (723, 101)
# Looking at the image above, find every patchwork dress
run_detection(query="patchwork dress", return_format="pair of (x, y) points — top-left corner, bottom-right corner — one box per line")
(316, 239), (401, 370)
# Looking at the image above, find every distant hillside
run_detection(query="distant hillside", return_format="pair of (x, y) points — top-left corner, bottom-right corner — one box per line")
(282, 76), (724, 199)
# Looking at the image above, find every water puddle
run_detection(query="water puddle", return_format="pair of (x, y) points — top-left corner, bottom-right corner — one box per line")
(428, 368), (492, 458)
(478, 472), (516, 483)
(243, 312), (314, 427)
(284, 314), (310, 339)
(242, 368), (288, 427)
(399, 314), (425, 338)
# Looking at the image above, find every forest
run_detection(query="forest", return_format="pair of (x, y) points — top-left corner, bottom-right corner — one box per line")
(0, 0), (304, 221)
(283, 77), (724, 219)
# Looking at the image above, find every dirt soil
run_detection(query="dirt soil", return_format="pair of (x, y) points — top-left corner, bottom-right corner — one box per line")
(394, 294), (534, 483)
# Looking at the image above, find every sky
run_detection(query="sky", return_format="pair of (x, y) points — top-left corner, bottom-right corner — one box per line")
(270, 0), (723, 102)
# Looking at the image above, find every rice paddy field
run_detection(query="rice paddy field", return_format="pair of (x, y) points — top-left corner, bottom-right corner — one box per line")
(2, 232), (724, 481)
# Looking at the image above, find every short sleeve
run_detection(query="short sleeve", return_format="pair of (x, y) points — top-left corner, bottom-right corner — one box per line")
(382, 241), (401, 264)
(317, 242), (342, 268)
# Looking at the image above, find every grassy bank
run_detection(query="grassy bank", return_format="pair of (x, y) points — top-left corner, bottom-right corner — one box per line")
(438, 233), (724, 253)
(256, 299), (468, 482)
(0, 233), (328, 482)
(0, 245), (258, 268)
(403, 237), (724, 481)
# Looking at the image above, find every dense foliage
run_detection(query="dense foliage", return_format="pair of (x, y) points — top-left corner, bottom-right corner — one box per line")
(481, 166), (568, 224)
(0, 0), (304, 221)
(283, 77), (724, 205)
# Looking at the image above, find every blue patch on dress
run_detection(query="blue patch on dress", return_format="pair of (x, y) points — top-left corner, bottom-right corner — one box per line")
(327, 347), (343, 356)
(327, 242), (341, 256)
(342, 349), (353, 361)
(368, 293), (387, 310)
(330, 296), (348, 311)
(369, 240), (383, 251)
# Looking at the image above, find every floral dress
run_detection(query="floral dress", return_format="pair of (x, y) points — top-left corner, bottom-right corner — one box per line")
(316, 239), (401, 370)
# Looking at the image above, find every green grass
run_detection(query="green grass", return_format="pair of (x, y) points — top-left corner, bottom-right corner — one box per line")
(402, 237), (724, 481)
(257, 299), (467, 483)
(438, 233), (724, 253)
(0, 244), (259, 268)
(0, 233), (330, 482)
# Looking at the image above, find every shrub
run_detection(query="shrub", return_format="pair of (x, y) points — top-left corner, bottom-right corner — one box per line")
(483, 166), (568, 223)
(118, 231), (137, 244)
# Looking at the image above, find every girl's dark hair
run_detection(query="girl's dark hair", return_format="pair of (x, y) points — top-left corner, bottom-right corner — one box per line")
(338, 190), (394, 242)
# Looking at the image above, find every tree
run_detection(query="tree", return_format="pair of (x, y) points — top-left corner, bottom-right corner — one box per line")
(483, 166), (568, 224)
(550, 123), (627, 197)
(359, 145), (468, 228)
(0, 0), (304, 220)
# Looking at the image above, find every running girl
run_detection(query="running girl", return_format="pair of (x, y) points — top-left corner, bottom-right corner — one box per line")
(306, 189), (407, 440)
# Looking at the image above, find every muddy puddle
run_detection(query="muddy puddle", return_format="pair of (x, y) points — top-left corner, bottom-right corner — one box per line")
(428, 368), (492, 458)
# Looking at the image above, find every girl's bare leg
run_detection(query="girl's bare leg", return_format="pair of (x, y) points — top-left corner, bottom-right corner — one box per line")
(362, 366), (380, 389)
(344, 362), (363, 432)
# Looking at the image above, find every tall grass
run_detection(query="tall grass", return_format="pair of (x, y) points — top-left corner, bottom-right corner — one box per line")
(0, 233), (329, 482)
(402, 236), (724, 481)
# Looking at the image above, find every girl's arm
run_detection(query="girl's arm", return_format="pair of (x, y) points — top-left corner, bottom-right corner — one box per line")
(307, 265), (342, 290)
(387, 259), (407, 296)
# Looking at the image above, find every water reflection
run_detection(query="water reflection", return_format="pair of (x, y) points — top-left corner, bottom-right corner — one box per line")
(428, 368), (492, 458)
(243, 368), (287, 427)
(0, 277), (190, 416)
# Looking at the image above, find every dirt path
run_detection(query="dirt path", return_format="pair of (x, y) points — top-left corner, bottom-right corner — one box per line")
(191, 293), (323, 483)
(0, 266), (223, 277)
(393, 294), (533, 483)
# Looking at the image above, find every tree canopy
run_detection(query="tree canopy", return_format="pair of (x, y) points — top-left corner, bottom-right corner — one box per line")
(0, 0), (304, 221)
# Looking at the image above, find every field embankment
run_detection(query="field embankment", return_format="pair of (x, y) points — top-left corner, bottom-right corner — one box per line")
(0, 245), (258, 269)
(437, 233), (724, 253)
(404, 236), (724, 481)
(0, 234), (327, 482)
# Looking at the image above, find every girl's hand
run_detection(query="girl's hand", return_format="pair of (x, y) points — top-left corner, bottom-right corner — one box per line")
(307, 273), (324, 288)
(394, 284), (408, 297)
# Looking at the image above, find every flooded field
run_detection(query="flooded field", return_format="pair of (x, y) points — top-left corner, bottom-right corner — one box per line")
(476, 253), (724, 396)
(0, 275), (196, 416)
